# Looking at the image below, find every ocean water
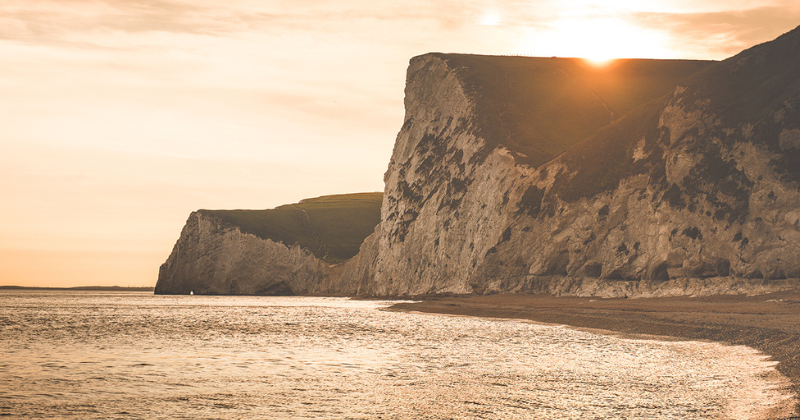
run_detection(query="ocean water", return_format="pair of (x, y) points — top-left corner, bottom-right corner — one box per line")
(0, 291), (791, 419)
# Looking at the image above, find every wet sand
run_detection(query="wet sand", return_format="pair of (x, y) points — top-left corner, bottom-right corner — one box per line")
(387, 291), (800, 419)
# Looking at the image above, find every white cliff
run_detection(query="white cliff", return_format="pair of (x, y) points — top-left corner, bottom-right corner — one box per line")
(343, 27), (800, 298)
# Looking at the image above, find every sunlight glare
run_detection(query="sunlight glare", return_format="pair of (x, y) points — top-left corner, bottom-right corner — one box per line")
(480, 12), (501, 26)
(518, 17), (675, 61)
(584, 56), (614, 67)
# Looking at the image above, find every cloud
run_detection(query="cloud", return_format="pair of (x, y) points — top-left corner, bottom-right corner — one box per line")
(0, 0), (249, 47)
(0, 0), (474, 45)
(633, 3), (800, 58)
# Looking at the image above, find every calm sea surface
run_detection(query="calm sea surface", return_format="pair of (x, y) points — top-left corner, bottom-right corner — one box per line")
(0, 291), (790, 419)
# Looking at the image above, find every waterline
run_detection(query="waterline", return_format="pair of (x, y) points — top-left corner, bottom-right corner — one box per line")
(1, 292), (792, 419)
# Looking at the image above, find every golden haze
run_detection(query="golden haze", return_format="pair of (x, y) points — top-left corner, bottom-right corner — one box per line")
(1, 0), (799, 286)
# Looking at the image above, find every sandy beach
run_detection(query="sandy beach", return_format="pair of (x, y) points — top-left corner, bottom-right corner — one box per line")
(388, 291), (800, 419)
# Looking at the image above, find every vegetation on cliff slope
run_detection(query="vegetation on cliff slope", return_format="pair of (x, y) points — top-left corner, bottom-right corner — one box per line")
(551, 24), (800, 204)
(201, 193), (382, 264)
(435, 54), (714, 167)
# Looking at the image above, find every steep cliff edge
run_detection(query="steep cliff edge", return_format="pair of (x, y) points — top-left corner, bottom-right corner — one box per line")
(342, 53), (717, 296)
(345, 26), (800, 297)
(155, 193), (381, 295)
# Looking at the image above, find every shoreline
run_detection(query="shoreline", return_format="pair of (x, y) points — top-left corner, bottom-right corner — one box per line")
(387, 291), (800, 419)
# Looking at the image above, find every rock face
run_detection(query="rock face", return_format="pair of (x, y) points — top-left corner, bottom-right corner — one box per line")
(469, 26), (800, 298)
(344, 26), (800, 297)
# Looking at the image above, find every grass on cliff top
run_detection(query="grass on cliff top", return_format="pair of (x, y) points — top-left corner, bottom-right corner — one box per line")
(200, 192), (382, 264)
(550, 24), (800, 202)
(435, 54), (714, 167)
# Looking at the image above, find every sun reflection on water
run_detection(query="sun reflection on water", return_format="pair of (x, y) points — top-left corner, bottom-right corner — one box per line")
(0, 292), (791, 419)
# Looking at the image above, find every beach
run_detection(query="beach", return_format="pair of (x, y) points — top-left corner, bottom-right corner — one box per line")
(388, 291), (800, 419)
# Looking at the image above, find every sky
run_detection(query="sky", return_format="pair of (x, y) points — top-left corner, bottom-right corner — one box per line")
(1, 0), (799, 287)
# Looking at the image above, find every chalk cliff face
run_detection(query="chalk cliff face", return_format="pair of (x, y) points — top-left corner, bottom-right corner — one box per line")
(469, 26), (800, 298)
(345, 26), (800, 297)
(155, 211), (342, 295)
(346, 54), (531, 296)
(155, 193), (381, 295)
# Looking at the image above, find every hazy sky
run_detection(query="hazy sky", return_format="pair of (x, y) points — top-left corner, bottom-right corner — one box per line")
(2, 0), (799, 287)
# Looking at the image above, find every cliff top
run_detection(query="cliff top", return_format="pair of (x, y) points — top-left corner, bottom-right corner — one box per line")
(200, 192), (382, 264)
(550, 24), (800, 204)
(428, 53), (715, 167)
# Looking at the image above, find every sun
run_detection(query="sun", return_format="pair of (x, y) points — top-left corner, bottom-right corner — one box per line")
(583, 55), (615, 67)
(518, 17), (673, 63)
(479, 11), (501, 26)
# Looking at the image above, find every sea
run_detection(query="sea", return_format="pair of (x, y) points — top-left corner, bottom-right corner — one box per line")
(0, 290), (792, 419)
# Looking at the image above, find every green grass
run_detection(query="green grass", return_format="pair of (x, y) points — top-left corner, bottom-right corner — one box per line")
(553, 58), (714, 117)
(550, 97), (668, 203)
(547, 24), (800, 205)
(201, 193), (383, 264)
(435, 54), (714, 167)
